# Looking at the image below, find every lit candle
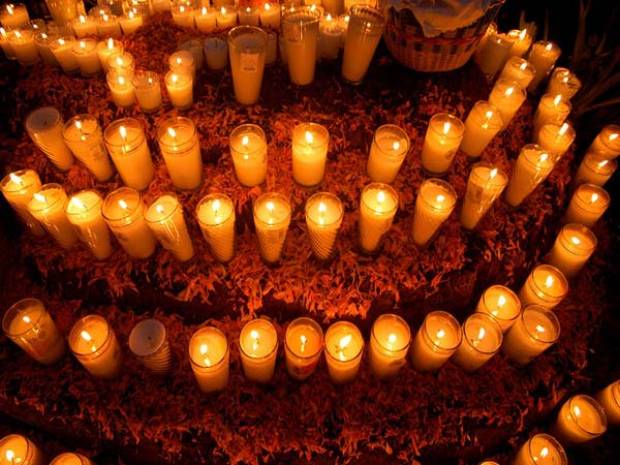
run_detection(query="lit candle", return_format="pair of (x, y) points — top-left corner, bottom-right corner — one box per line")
(0, 169), (44, 235)
(169, 50), (195, 80)
(564, 183), (609, 227)
(460, 101), (503, 158)
(291, 122), (330, 186)
(204, 36), (228, 70)
(2, 297), (65, 365)
(253, 192), (292, 264)
(50, 452), (94, 465)
(519, 264), (568, 309)
(369, 313), (411, 379)
(165, 71), (193, 110)
(25, 106), (74, 170)
(156, 117), (203, 190)
(285, 316), (324, 380)
(410, 310), (461, 372)
(411, 178), (456, 247)
(498, 56), (536, 90)
(527, 40), (561, 91)
(69, 314), (122, 379)
(96, 38), (123, 72)
(89, 5), (111, 18)
(195, 7), (217, 33)
(318, 13), (344, 60)
(305, 192), (344, 260)
(324, 320), (364, 384)
(548, 223), (597, 279)
(0, 27), (16, 59)
(537, 122), (575, 158)
(107, 51), (135, 77)
(488, 78), (527, 130)
(128, 318), (172, 374)
(228, 25), (268, 105)
(102, 187), (156, 259)
(596, 380), (620, 425)
(554, 395), (608, 444)
(452, 313), (503, 372)
(420, 113), (465, 174)
(145, 193), (195, 262)
(460, 164), (508, 230)
(132, 70), (162, 113)
(475, 285), (521, 332)
(475, 31), (514, 77)
(103, 118), (154, 190)
(0, 434), (44, 465)
(179, 38), (204, 70)
(358, 182), (398, 253)
(66, 190), (113, 260)
(62, 114), (114, 181)
(260, 3), (281, 29)
(238, 6), (260, 26)
(239, 318), (279, 383)
(1, 3), (30, 29)
(229, 123), (267, 186)
(366, 124), (410, 182)
(8, 29), (39, 65)
(119, 9), (143, 34)
(513, 434), (567, 465)
(504, 144), (555, 207)
(282, 7), (320, 85)
(507, 28), (532, 57)
(196, 193), (236, 262)
(189, 325), (230, 392)
(534, 95), (571, 134)
(341, 5), (384, 84)
(71, 14), (98, 38)
(589, 124), (620, 158)
(503, 304), (560, 365)
(72, 38), (101, 76)
(547, 67), (582, 100)
(96, 14), (122, 37)
(216, 6), (238, 29)
(51, 36), (79, 74)
(575, 151), (617, 187)
(172, 4), (195, 28)
(28, 184), (78, 249)
(34, 31), (58, 66)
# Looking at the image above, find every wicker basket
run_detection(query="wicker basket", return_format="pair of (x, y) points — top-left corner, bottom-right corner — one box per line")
(381, 0), (504, 72)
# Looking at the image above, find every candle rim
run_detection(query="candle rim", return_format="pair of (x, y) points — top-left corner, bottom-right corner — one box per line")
(25, 105), (62, 134)
(532, 40), (561, 55)
(239, 318), (279, 360)
(583, 150), (617, 175)
(49, 452), (91, 465)
(520, 304), (561, 344)
(551, 67), (582, 90)
(348, 5), (385, 29)
(157, 116), (197, 151)
(281, 5), (322, 25)
(421, 310), (462, 351)
(526, 434), (567, 465)
(292, 122), (329, 149)
(284, 316), (324, 359)
(506, 56), (535, 73)
(1, 297), (46, 337)
(469, 162), (508, 189)
(0, 168), (39, 193)
(597, 124), (620, 151)
(172, 3), (193, 13)
(102, 186), (143, 224)
(361, 182), (398, 216)
(479, 285), (521, 322)
(557, 223), (597, 256)
(528, 264), (569, 300)
(253, 192), (291, 226)
(371, 313), (411, 353)
(66, 189), (103, 217)
(566, 394), (608, 435)
(28, 183), (65, 212)
(461, 313), (503, 354)
(0, 434), (32, 463)
(229, 124), (266, 156)
(305, 191), (343, 227)
(372, 123), (410, 159)
(68, 314), (113, 357)
(469, 100), (503, 130)
(188, 325), (229, 369)
(168, 49), (194, 69)
(418, 178), (457, 212)
(103, 117), (144, 149)
(572, 183), (610, 211)
(540, 93), (572, 113)
(108, 50), (134, 70)
(519, 143), (555, 169)
(34, 30), (58, 44)
(324, 320), (364, 363)
(428, 113), (465, 138)
(196, 192), (235, 226)
(144, 193), (182, 224)
(62, 114), (100, 141)
(132, 69), (159, 88)
(128, 318), (167, 358)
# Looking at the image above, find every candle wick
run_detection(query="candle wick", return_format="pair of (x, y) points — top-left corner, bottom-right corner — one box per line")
(300, 334), (307, 353)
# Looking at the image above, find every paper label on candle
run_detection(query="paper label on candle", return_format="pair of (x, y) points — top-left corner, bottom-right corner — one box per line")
(240, 53), (259, 72)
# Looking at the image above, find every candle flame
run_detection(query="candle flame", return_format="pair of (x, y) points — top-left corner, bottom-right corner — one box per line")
(590, 193), (599, 203)
(251, 329), (260, 352)
(119, 125), (127, 140)
(171, 73), (178, 84)
(211, 199), (221, 214)
(103, 14), (109, 21)
(553, 95), (562, 106)
(442, 122), (451, 134)
(326, 13), (333, 21)
(14, 30), (21, 39)
(155, 204), (165, 215)
(241, 135), (249, 147)
(58, 38), (65, 46)
(519, 61), (528, 71)
(33, 192), (46, 203)
(535, 324), (546, 333)
(477, 327), (486, 341)
(179, 5), (185, 13)
(167, 127), (177, 139)
(304, 130), (314, 144)
(80, 330), (92, 342)
(485, 110), (494, 120)
(0, 27), (6, 38)
(573, 405), (582, 417)
(115, 56), (124, 66)
(436, 194), (446, 203)
(22, 315), (31, 324)
(339, 334), (352, 350)
(387, 333), (397, 346)
(79, 40), (86, 49)
(106, 38), (114, 49)
(6, 4), (13, 15)
(545, 42), (553, 51)
(246, 6), (251, 12)
(344, 15), (350, 23)
(118, 199), (128, 210)
(544, 275), (554, 288)
(505, 86), (515, 97)
(264, 3), (271, 11)
(519, 29), (527, 40)
(609, 133), (619, 142)
(436, 329), (446, 339)
(570, 235), (581, 246)
(540, 152), (549, 163)
(392, 140), (400, 151)
(70, 196), (86, 210)
(175, 56), (182, 65)
(9, 172), (22, 185)
(300, 334), (307, 353)
(221, 6), (227, 14)
(377, 190), (386, 203)
(598, 160), (609, 169)
(5, 450), (15, 462)
(497, 294), (506, 307)
(199, 343), (212, 366)
(128, 10), (135, 19)
(540, 447), (549, 458)
(489, 168), (498, 179)
(118, 75), (126, 85)
(559, 123), (569, 136)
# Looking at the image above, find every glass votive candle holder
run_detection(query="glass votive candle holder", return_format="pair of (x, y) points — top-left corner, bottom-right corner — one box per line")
(0, 169), (44, 236)
(0, 434), (44, 465)
(498, 56), (536, 90)
(132, 70), (162, 113)
(537, 122), (575, 159)
(253, 192), (292, 264)
(50, 452), (94, 465)
(119, 9), (143, 35)
(178, 39), (204, 70)
(305, 191), (344, 260)
(128, 318), (172, 375)
(460, 163), (508, 230)
(476, 31), (514, 77)
(553, 394), (608, 445)
(410, 310), (462, 372)
(503, 304), (560, 365)
(489, 78), (527, 130)
(108, 50), (135, 77)
(25, 106), (74, 171)
(476, 285), (521, 332)
(189, 325), (230, 393)
(227, 25), (267, 105)
(589, 124), (620, 158)
(171, 4), (195, 28)
(291, 122), (330, 187)
(452, 313), (503, 372)
(239, 318), (279, 383)
(0, 3), (30, 29)
(547, 67), (582, 100)
(575, 151), (617, 187)
(596, 380), (620, 425)
(66, 190), (113, 260)
(229, 123), (267, 186)
(97, 13), (122, 37)
(96, 38), (123, 72)
(107, 70), (136, 108)
(548, 223), (597, 279)
(51, 36), (79, 74)
(324, 320), (364, 384)
(8, 29), (39, 66)
(504, 144), (555, 207)
(460, 101), (503, 158)
(168, 49), (195, 79)
(358, 182), (398, 254)
(341, 5), (385, 84)
(196, 193), (236, 263)
(284, 316), (324, 381)
(28, 183), (78, 249)
(34, 31), (58, 65)
(533, 94), (572, 133)
(420, 113), (465, 175)
(564, 183), (610, 227)
(204, 36), (228, 70)
(196, 6), (217, 33)
(72, 38), (101, 76)
(513, 434), (567, 465)
(519, 264), (568, 309)
(366, 124), (410, 183)
(156, 116), (202, 190)
(506, 28), (533, 57)
(527, 40), (561, 91)
(281, 6), (320, 86)
(165, 70), (193, 110)
(62, 114), (114, 181)
(411, 178), (457, 247)
(2, 297), (66, 365)
(145, 193), (195, 262)
(369, 313), (411, 379)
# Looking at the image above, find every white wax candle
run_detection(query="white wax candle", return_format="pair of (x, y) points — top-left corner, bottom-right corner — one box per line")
(128, 318), (172, 374)
(1, 3), (30, 29)
(204, 36), (228, 70)
(358, 182), (398, 253)
(366, 124), (410, 182)
(369, 313), (411, 379)
(172, 4), (195, 28)
(132, 70), (162, 113)
(28, 183), (78, 249)
(460, 101), (503, 158)
(341, 5), (384, 83)
(411, 178), (456, 247)
(420, 113), (464, 174)
(260, 3), (281, 29)
(169, 49), (195, 79)
(96, 38), (123, 72)
(145, 194), (195, 262)
(97, 14), (122, 37)
(239, 318), (279, 383)
(488, 78), (527, 129)
(282, 7), (320, 85)
(503, 305), (561, 365)
(107, 51), (135, 77)
(7, 29), (38, 65)
(284, 316), (324, 380)
(34, 31), (58, 66)
(228, 25), (268, 105)
(554, 395), (607, 444)
(498, 56), (536, 90)
(324, 320), (364, 383)
(62, 114), (114, 181)
(537, 122), (575, 158)
(196, 193), (236, 262)
(547, 67), (582, 100)
(513, 434), (567, 465)
(292, 122), (330, 186)
(548, 223), (597, 278)
(575, 151), (617, 187)
(534, 94), (571, 132)
(305, 191), (343, 260)
(238, 6), (259, 25)
(195, 7), (217, 33)
(157, 116), (203, 190)
(216, 6), (238, 29)
(165, 71), (193, 110)
(253, 192), (292, 263)
(564, 183), (610, 227)
(119, 9), (143, 34)
(69, 314), (122, 379)
(66, 190), (113, 260)
(72, 14), (98, 38)
(73, 38), (101, 76)
(229, 123), (267, 186)
(189, 325), (230, 392)
(51, 36), (80, 74)
(527, 41), (561, 91)
(519, 264), (568, 309)
(0, 169), (45, 235)
(476, 285), (521, 332)
(589, 124), (620, 158)
(318, 13), (344, 60)
(0, 434), (44, 465)
(475, 31), (514, 77)
(410, 311), (462, 372)
(460, 164), (508, 230)
(507, 28), (532, 57)
(0, 26), (16, 59)
(504, 144), (555, 207)
(596, 380), (620, 425)
(452, 313), (503, 372)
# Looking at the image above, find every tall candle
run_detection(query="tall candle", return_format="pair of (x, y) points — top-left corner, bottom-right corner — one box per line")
(513, 434), (567, 465)
(341, 5), (384, 84)
(554, 395), (608, 444)
(476, 285), (521, 332)
(189, 325), (230, 392)
(34, 31), (58, 65)
(96, 14), (122, 37)
(1, 3), (30, 29)
(229, 123), (267, 186)
(305, 192), (343, 260)
(107, 71), (136, 108)
(51, 36), (79, 74)
(411, 178), (456, 247)
(73, 38), (101, 76)
(504, 144), (555, 207)
(165, 71), (193, 110)
(589, 124), (620, 158)
(2, 297), (65, 365)
(369, 313), (411, 379)
(260, 3), (281, 29)
(507, 28), (532, 57)
(366, 124), (410, 182)
(292, 122), (329, 186)
(420, 113), (464, 174)
(216, 6), (238, 29)
(498, 56), (536, 90)
(128, 318), (172, 374)
(547, 67), (582, 100)
(169, 50), (195, 79)
(475, 32), (514, 77)
(324, 320), (364, 383)
(452, 313), (503, 372)
(96, 38), (123, 72)
(196, 193), (236, 262)
(145, 194), (195, 262)
(62, 114), (114, 181)
(28, 184), (78, 249)
(488, 78), (527, 130)
(534, 94), (571, 133)
(548, 223), (597, 278)
(50, 453), (94, 465)
(285, 316), (324, 380)
(575, 151), (617, 187)
(460, 101), (503, 158)
(66, 190), (113, 260)
(8, 29), (38, 65)
(503, 304), (560, 365)
(157, 116), (203, 190)
(119, 9), (143, 34)
(460, 164), (508, 230)
(410, 311), (461, 372)
(172, 4), (195, 28)
(132, 70), (162, 113)
(527, 41), (561, 91)
(0, 434), (44, 465)
(519, 264), (568, 309)
(537, 122), (575, 158)
(204, 36), (228, 70)
(25, 106), (74, 171)
(253, 192), (291, 264)
(227, 25), (268, 105)
(0, 169), (45, 235)
(596, 380), (620, 425)
(564, 183), (609, 227)
(239, 318), (279, 383)
(102, 187), (156, 259)
(72, 14), (98, 37)
(319, 13), (345, 60)
(195, 7), (217, 33)
(358, 182), (398, 253)
(104, 118), (154, 190)
(69, 314), (122, 379)
(282, 7), (320, 85)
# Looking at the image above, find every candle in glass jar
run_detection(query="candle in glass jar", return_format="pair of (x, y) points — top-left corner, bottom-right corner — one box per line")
(589, 124), (620, 158)
(1, 3), (30, 29)
(196, 7), (217, 32)
(527, 41), (561, 91)
(318, 13), (343, 60)
(410, 310), (461, 372)
(341, 5), (385, 84)
(227, 25), (267, 105)
(507, 28), (532, 57)
(165, 71), (193, 110)
(238, 6), (259, 26)
(102, 187), (156, 259)
(97, 14), (122, 37)
(369, 313), (411, 379)
(0, 26), (15, 59)
(108, 51), (135, 77)
(196, 193), (236, 262)
(475, 31), (514, 77)
(2, 297), (65, 365)
(358, 182), (398, 253)
(66, 190), (113, 260)
(305, 192), (343, 260)
(548, 223), (597, 278)
(519, 264), (568, 309)
(216, 6), (238, 29)
(28, 184), (77, 249)
(504, 144), (555, 207)
(128, 318), (172, 374)
(564, 183), (610, 227)
(0, 434), (44, 465)
(513, 434), (567, 465)
(534, 94), (571, 132)
(420, 113), (464, 174)
(34, 31), (58, 66)
(412, 178), (456, 247)
(253, 192), (291, 264)
(204, 36), (228, 70)
(179, 38), (204, 70)
(62, 114), (114, 181)
(476, 285), (521, 332)
(498, 56), (536, 90)
(554, 395), (607, 444)
(69, 314), (122, 379)
(171, 4), (194, 28)
(50, 453), (94, 465)
(547, 67), (582, 100)
(596, 380), (620, 425)
(145, 194), (195, 262)
(291, 122), (329, 186)
(366, 124), (410, 182)
(575, 151), (617, 187)
(239, 318), (279, 383)
(104, 118), (154, 190)
(285, 317), (323, 380)
(452, 313), (503, 372)
(119, 9), (143, 34)
(1, 169), (44, 236)
(8, 29), (38, 65)
(503, 304), (560, 365)
(537, 122), (575, 158)
(169, 49), (195, 79)
(489, 79), (527, 129)
(265, 30), (277, 64)
(157, 116), (202, 190)
(25, 106), (74, 170)
(73, 38), (101, 76)
(324, 320), (364, 383)
(282, 7), (320, 85)
(132, 70), (162, 113)
(189, 325), (230, 392)
(51, 36), (79, 74)
(460, 164), (508, 230)
(260, 3), (281, 29)
(460, 101), (503, 158)
(72, 14), (97, 37)
(96, 38), (123, 72)
(229, 123), (267, 186)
